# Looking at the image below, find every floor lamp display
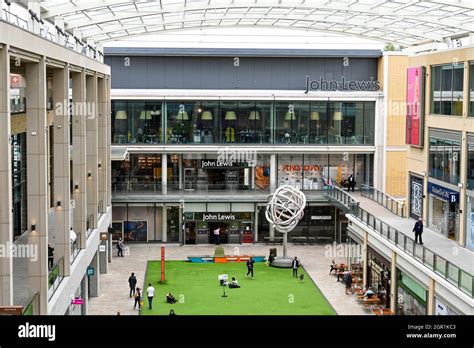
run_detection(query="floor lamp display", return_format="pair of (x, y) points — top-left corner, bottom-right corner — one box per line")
(265, 185), (306, 268)
(114, 110), (127, 143)
(224, 110), (236, 143)
(333, 110), (343, 143)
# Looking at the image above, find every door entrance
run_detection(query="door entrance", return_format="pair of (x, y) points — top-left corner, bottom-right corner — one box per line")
(208, 222), (229, 244)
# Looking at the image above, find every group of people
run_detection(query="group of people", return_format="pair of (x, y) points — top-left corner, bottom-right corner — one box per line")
(127, 273), (177, 311)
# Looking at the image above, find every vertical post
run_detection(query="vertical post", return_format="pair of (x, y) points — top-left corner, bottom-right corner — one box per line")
(270, 154), (276, 193)
(0, 45), (13, 306)
(86, 74), (99, 230)
(52, 65), (71, 276)
(282, 232), (287, 259)
(162, 206), (167, 242)
(97, 77), (108, 215)
(390, 251), (397, 311)
(26, 57), (48, 314)
(105, 77), (112, 208)
(427, 278), (435, 315)
(162, 153), (167, 195)
(362, 231), (368, 288)
(161, 246), (165, 283)
(254, 204), (259, 243)
(72, 70), (87, 249)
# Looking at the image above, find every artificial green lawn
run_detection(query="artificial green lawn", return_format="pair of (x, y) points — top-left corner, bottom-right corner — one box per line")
(140, 261), (336, 315)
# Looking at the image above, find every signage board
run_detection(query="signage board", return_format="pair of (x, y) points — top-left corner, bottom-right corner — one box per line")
(406, 66), (425, 147)
(305, 75), (380, 93)
(87, 266), (94, 277)
(311, 216), (332, 220)
(203, 213), (236, 221)
(428, 182), (459, 203)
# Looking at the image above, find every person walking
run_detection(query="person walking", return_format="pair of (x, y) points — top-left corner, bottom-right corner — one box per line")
(413, 218), (424, 245)
(246, 257), (255, 279)
(134, 288), (142, 310)
(146, 283), (155, 310)
(117, 238), (124, 257)
(344, 271), (353, 294)
(128, 272), (137, 297)
(48, 244), (54, 269)
(348, 174), (356, 192)
(213, 227), (220, 245)
(292, 257), (300, 277)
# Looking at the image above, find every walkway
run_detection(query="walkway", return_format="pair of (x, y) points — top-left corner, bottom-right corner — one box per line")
(88, 244), (368, 315)
(352, 193), (474, 275)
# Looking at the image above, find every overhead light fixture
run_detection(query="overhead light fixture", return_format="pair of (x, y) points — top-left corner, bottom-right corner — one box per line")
(57, 201), (61, 207)
(98, 163), (102, 169)
(333, 111), (343, 121)
(201, 111), (213, 120)
(310, 111), (320, 121)
(31, 224), (36, 232)
(75, 184), (79, 190)
(225, 111), (237, 120)
(139, 111), (152, 120)
(248, 111), (260, 120)
(115, 110), (127, 120)
(285, 111), (296, 121)
(176, 110), (189, 121)
(88, 172), (92, 178)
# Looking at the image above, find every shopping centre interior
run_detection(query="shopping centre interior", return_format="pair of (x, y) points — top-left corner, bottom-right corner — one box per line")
(0, 0), (473, 317)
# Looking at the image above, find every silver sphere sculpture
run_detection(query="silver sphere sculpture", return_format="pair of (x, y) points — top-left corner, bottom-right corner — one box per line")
(265, 185), (306, 262)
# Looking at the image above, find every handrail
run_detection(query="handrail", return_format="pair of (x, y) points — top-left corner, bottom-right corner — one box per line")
(325, 185), (360, 211)
(326, 187), (473, 298)
(48, 257), (65, 300)
(22, 292), (39, 315)
(360, 184), (405, 217)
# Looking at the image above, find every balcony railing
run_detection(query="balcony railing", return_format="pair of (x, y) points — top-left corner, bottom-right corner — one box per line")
(1, 9), (103, 62)
(70, 232), (81, 264)
(360, 184), (405, 217)
(325, 183), (474, 298)
(48, 257), (64, 300)
(325, 185), (360, 211)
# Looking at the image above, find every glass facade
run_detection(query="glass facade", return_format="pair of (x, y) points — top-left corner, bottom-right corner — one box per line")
(112, 153), (373, 196)
(431, 63), (464, 116)
(468, 136), (474, 190)
(428, 135), (461, 185)
(470, 62), (474, 117)
(112, 100), (162, 144)
(112, 100), (376, 145)
(12, 133), (27, 238)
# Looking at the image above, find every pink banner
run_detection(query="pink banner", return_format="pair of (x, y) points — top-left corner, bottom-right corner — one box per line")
(406, 67), (425, 147)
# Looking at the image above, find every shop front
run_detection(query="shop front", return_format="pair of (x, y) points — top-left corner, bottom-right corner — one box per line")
(409, 174), (424, 220)
(183, 203), (255, 244)
(367, 247), (391, 309)
(396, 270), (427, 315)
(435, 297), (459, 315)
(427, 181), (460, 241)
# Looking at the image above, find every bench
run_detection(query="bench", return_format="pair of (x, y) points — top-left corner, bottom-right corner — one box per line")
(264, 237), (283, 245)
(291, 237), (307, 245)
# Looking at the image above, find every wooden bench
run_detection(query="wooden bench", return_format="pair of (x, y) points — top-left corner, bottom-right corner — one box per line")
(264, 237), (283, 245)
(291, 237), (307, 245)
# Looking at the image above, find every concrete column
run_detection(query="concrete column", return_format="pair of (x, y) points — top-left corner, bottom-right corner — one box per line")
(106, 77), (112, 208)
(86, 74), (98, 231)
(362, 231), (368, 288)
(427, 278), (435, 315)
(390, 251), (397, 311)
(178, 154), (183, 190)
(459, 130), (468, 246)
(99, 239), (108, 274)
(52, 65), (71, 276)
(26, 57), (48, 314)
(162, 154), (168, 195)
(0, 45), (13, 306)
(97, 78), (107, 216)
(108, 234), (112, 263)
(72, 70), (87, 248)
(82, 274), (89, 315)
(27, 1), (42, 35)
(162, 206), (167, 242)
(269, 225), (275, 241)
(270, 154), (276, 192)
(254, 204), (259, 243)
(72, 29), (83, 54)
(88, 251), (100, 298)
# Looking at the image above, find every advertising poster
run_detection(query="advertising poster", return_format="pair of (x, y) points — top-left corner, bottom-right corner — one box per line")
(124, 220), (148, 242)
(406, 66), (425, 147)
(110, 221), (123, 241)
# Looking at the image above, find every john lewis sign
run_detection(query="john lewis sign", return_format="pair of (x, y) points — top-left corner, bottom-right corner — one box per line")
(305, 75), (380, 93)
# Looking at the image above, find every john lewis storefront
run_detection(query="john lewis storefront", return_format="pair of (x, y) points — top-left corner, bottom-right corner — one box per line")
(108, 47), (386, 244)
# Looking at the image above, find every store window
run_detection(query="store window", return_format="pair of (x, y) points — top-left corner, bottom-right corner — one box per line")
(12, 133), (27, 239)
(274, 102), (309, 144)
(111, 100), (162, 144)
(277, 154), (304, 188)
(431, 63), (464, 116)
(470, 62), (474, 116)
(397, 271), (427, 315)
(466, 195), (474, 251)
(468, 135), (474, 190)
(10, 74), (26, 114)
(428, 131), (461, 185)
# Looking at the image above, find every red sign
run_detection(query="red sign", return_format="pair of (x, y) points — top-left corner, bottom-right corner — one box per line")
(406, 67), (425, 147)
(10, 75), (22, 88)
(71, 297), (84, 305)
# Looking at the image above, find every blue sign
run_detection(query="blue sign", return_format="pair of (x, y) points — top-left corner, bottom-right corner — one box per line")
(428, 182), (459, 203)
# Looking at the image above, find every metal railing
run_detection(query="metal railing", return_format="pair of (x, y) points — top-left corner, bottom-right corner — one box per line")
(70, 232), (81, 264)
(361, 184), (406, 217)
(325, 185), (360, 212)
(22, 292), (39, 315)
(48, 257), (64, 300)
(1, 9), (102, 62)
(327, 185), (473, 298)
